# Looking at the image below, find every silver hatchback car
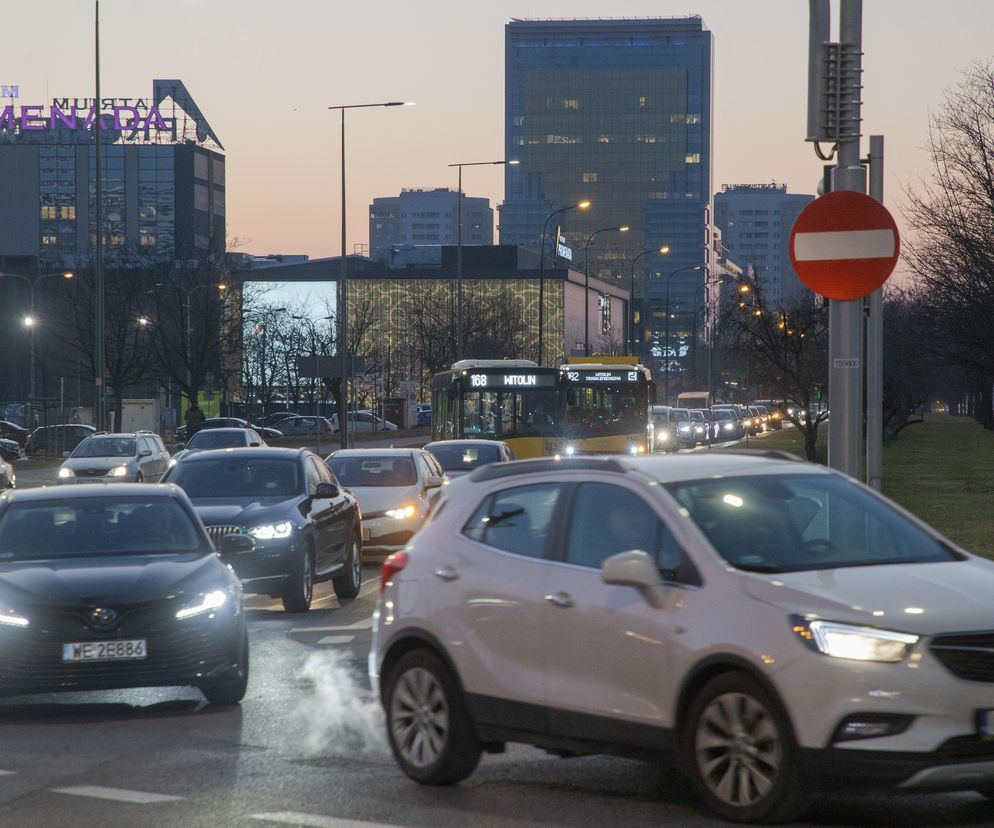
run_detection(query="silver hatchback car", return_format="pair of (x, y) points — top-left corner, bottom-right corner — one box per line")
(58, 432), (171, 484)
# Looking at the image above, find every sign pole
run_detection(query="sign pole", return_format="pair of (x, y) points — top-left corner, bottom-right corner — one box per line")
(866, 135), (884, 490)
(827, 0), (865, 479)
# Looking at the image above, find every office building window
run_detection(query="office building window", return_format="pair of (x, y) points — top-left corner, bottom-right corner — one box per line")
(582, 172), (598, 183)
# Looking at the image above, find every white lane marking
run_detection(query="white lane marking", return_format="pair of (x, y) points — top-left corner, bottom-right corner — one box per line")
(317, 635), (355, 645)
(0, 770), (14, 776)
(250, 813), (398, 827)
(793, 228), (895, 261)
(293, 618), (373, 633)
(52, 785), (183, 804)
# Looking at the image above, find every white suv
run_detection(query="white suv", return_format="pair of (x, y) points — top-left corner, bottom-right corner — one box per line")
(370, 453), (994, 823)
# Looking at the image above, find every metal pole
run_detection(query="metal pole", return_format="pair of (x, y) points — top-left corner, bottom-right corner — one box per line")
(185, 293), (192, 394)
(28, 283), (36, 427)
(664, 273), (673, 405)
(538, 216), (549, 366)
(629, 259), (637, 357)
(314, 328), (321, 456)
(456, 165), (463, 357)
(584, 237), (592, 357)
(340, 108), (348, 450)
(94, 0), (105, 432)
(827, 0), (866, 478)
(866, 134), (884, 490)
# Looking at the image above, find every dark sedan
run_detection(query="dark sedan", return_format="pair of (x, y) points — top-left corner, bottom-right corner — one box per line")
(0, 484), (248, 704)
(0, 421), (29, 447)
(0, 438), (18, 464)
(162, 447), (362, 612)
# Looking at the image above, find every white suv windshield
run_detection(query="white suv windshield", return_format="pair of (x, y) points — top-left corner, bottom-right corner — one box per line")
(667, 474), (960, 573)
(72, 437), (136, 458)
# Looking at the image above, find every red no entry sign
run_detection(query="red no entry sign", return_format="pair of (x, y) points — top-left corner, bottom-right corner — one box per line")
(789, 191), (900, 300)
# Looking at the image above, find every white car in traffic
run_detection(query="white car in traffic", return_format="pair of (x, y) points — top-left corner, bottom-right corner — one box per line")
(370, 452), (994, 823)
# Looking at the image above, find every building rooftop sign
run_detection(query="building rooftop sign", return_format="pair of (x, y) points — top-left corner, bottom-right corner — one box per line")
(0, 79), (223, 150)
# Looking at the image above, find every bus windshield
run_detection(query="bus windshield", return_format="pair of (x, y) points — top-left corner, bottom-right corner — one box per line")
(461, 388), (560, 438)
(564, 384), (647, 438)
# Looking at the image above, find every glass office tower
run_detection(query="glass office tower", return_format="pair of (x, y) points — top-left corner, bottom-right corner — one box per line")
(501, 17), (713, 383)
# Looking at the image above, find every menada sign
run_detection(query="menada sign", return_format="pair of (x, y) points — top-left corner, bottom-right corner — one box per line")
(0, 100), (171, 132)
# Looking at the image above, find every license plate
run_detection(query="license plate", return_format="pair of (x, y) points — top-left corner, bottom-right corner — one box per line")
(977, 709), (994, 739)
(361, 527), (371, 541)
(62, 639), (147, 662)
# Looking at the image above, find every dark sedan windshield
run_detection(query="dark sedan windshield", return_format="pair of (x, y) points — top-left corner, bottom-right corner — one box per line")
(165, 457), (301, 499)
(71, 437), (136, 458)
(328, 456), (417, 487)
(666, 474), (960, 573)
(427, 444), (500, 472)
(0, 497), (205, 559)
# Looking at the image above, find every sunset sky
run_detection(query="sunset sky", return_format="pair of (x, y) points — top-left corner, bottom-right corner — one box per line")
(8, 0), (994, 280)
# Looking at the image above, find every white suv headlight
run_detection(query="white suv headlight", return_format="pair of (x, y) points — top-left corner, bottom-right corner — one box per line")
(248, 521), (293, 539)
(110, 465), (129, 477)
(58, 467), (74, 479)
(386, 504), (417, 520)
(796, 618), (919, 663)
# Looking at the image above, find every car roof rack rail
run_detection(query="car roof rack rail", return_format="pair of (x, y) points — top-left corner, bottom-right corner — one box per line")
(715, 449), (804, 462)
(469, 456), (630, 482)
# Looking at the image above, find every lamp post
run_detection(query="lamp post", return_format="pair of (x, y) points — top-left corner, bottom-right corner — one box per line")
(582, 225), (629, 356)
(627, 247), (670, 358)
(328, 100), (415, 450)
(448, 159), (517, 357)
(691, 275), (723, 409)
(538, 200), (590, 365)
(662, 265), (704, 404)
(0, 270), (74, 428)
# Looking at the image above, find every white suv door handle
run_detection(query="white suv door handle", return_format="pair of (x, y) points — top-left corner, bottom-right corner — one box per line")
(434, 567), (459, 581)
(544, 592), (574, 609)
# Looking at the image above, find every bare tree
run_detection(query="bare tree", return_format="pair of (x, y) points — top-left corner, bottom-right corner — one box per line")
(719, 282), (829, 461)
(904, 60), (994, 428)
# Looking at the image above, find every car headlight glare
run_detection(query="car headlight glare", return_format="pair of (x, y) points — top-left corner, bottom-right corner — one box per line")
(386, 504), (417, 520)
(565, 445), (575, 456)
(176, 589), (227, 620)
(58, 467), (74, 479)
(110, 465), (129, 477)
(0, 604), (29, 628)
(797, 619), (918, 662)
(248, 521), (293, 539)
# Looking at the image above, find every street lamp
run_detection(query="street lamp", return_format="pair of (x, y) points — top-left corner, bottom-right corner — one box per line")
(448, 158), (518, 357)
(661, 265), (704, 404)
(538, 200), (590, 365)
(0, 270), (74, 428)
(582, 225), (629, 356)
(627, 247), (669, 358)
(328, 100), (415, 450)
(692, 276), (724, 414)
(293, 314), (334, 455)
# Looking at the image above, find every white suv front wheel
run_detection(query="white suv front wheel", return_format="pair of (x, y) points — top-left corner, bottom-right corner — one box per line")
(682, 672), (807, 824)
(385, 649), (481, 785)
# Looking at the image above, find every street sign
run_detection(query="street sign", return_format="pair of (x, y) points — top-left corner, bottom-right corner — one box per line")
(789, 191), (900, 300)
(296, 356), (367, 379)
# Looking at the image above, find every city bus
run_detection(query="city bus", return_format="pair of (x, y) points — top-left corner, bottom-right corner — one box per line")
(430, 360), (564, 459)
(560, 357), (655, 456)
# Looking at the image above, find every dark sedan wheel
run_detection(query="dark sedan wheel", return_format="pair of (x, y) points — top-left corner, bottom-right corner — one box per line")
(332, 535), (362, 600)
(282, 545), (314, 613)
(385, 649), (481, 785)
(200, 629), (249, 706)
(681, 672), (807, 824)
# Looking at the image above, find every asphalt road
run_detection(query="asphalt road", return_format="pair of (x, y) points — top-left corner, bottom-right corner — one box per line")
(1, 571), (994, 827)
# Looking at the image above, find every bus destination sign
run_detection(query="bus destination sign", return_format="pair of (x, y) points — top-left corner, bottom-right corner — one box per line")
(565, 370), (639, 384)
(468, 373), (558, 389)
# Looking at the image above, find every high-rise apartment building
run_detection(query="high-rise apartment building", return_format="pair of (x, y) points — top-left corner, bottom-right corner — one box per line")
(369, 188), (493, 264)
(714, 183), (815, 307)
(500, 17), (714, 379)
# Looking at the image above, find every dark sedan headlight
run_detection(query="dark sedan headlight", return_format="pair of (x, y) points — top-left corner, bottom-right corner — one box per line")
(176, 589), (229, 620)
(0, 603), (29, 628)
(248, 521), (293, 539)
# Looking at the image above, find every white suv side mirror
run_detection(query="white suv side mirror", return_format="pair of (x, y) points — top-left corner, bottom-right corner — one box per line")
(601, 550), (667, 609)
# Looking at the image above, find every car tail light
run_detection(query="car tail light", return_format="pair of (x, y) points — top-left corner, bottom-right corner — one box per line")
(380, 551), (409, 592)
